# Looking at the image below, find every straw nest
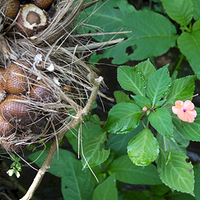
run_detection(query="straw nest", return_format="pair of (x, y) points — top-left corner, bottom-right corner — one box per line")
(0, 0), (101, 152)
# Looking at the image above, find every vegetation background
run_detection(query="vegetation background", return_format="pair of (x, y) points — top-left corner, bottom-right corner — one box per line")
(1, 0), (200, 199)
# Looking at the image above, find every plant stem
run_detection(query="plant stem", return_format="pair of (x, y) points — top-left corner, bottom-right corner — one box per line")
(171, 53), (184, 79)
(19, 74), (103, 200)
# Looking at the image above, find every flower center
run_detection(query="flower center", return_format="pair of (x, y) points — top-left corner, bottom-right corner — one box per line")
(183, 108), (187, 113)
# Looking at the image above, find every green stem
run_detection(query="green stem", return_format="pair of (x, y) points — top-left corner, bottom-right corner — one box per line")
(171, 54), (184, 79)
(146, 120), (149, 129)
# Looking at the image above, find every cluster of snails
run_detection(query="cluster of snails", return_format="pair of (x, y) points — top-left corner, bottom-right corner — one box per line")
(1, 0), (54, 37)
(0, 0), (92, 153)
(0, 60), (58, 151)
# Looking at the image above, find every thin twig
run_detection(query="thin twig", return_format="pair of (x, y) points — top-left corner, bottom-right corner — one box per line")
(72, 31), (131, 37)
(65, 38), (124, 51)
(0, 192), (13, 200)
(19, 75), (103, 200)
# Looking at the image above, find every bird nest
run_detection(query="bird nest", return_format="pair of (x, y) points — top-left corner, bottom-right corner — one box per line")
(0, 0), (106, 152)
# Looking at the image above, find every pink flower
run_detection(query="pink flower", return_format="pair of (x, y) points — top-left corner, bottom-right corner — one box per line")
(142, 106), (147, 112)
(172, 100), (197, 123)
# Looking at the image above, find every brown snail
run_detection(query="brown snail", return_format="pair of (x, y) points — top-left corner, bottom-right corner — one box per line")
(32, 0), (54, 9)
(0, 115), (14, 137)
(0, 68), (5, 81)
(0, 94), (34, 125)
(16, 4), (48, 37)
(30, 82), (54, 102)
(0, 84), (6, 104)
(2, 62), (29, 95)
(1, 0), (20, 20)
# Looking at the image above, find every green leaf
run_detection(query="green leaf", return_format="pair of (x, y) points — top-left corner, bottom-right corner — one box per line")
(122, 191), (147, 200)
(61, 164), (94, 200)
(157, 134), (187, 154)
(173, 126), (190, 148)
(107, 122), (144, 157)
(77, 0), (136, 41)
(191, 0), (200, 20)
(178, 30), (200, 79)
(164, 76), (195, 107)
(149, 108), (173, 137)
(113, 0), (137, 16)
(135, 59), (156, 81)
(29, 150), (95, 200)
(147, 65), (171, 107)
(29, 150), (76, 177)
(117, 66), (146, 96)
(114, 91), (132, 104)
(119, 10), (177, 62)
(66, 115), (102, 153)
(172, 108), (200, 141)
(168, 192), (195, 200)
(92, 174), (117, 200)
(157, 150), (194, 196)
(161, 0), (193, 26)
(193, 19), (200, 31)
(155, 99), (167, 108)
(77, 0), (126, 41)
(103, 103), (143, 134)
(194, 164), (200, 199)
(108, 155), (162, 185)
(150, 184), (170, 196)
(90, 10), (177, 64)
(82, 133), (110, 168)
(131, 95), (151, 108)
(127, 129), (159, 166)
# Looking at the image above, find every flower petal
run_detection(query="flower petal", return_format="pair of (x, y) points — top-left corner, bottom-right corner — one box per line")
(172, 106), (181, 114)
(177, 109), (197, 123)
(172, 100), (197, 123)
(183, 100), (194, 111)
(175, 100), (184, 108)
(186, 110), (197, 123)
(177, 111), (188, 122)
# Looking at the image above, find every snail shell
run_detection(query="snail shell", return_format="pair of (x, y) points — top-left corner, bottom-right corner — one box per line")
(16, 4), (48, 37)
(0, 68), (5, 92)
(0, 69), (6, 103)
(1, 0), (20, 20)
(30, 82), (54, 102)
(33, 0), (54, 9)
(0, 68), (5, 81)
(0, 115), (14, 137)
(3, 62), (29, 95)
(0, 94), (34, 125)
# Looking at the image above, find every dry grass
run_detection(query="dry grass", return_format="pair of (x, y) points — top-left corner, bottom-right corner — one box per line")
(0, 0), (106, 151)
(0, 0), (123, 152)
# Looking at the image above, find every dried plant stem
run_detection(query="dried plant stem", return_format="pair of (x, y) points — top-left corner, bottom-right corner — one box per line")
(66, 38), (124, 51)
(20, 75), (103, 200)
(0, 192), (13, 200)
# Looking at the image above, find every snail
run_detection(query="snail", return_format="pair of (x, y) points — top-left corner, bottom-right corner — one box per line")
(1, 0), (20, 20)
(2, 61), (30, 95)
(32, 0), (54, 9)
(16, 4), (48, 37)
(0, 84), (6, 103)
(30, 82), (54, 102)
(0, 94), (34, 125)
(0, 68), (5, 80)
(0, 69), (6, 103)
(0, 115), (14, 137)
